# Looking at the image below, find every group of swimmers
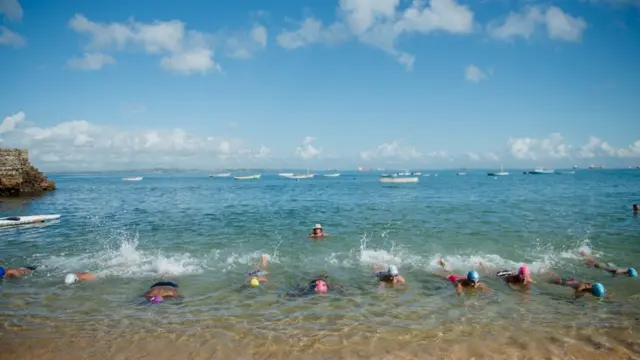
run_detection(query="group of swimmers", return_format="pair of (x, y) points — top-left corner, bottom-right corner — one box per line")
(1, 248), (635, 303)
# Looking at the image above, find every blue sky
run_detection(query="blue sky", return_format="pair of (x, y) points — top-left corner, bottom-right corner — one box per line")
(0, 0), (639, 170)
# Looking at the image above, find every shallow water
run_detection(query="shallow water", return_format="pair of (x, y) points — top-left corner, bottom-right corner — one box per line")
(1, 170), (639, 359)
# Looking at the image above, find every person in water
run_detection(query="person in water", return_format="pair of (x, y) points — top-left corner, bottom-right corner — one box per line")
(633, 204), (638, 215)
(579, 250), (637, 278)
(65, 272), (97, 284)
(544, 270), (607, 299)
(247, 254), (269, 287)
(437, 259), (490, 296)
(0, 266), (36, 279)
(479, 262), (535, 288)
(142, 281), (180, 304)
(309, 224), (328, 238)
(288, 274), (343, 296)
(373, 264), (406, 287)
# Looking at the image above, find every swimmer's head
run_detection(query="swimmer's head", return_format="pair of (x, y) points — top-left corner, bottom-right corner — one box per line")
(627, 268), (638, 278)
(387, 265), (399, 277)
(633, 204), (638, 211)
(250, 277), (260, 287)
(467, 270), (480, 283)
(591, 283), (606, 297)
(0, 266), (5, 279)
(64, 273), (78, 285)
(315, 280), (328, 293)
(150, 295), (164, 304)
(518, 264), (531, 279)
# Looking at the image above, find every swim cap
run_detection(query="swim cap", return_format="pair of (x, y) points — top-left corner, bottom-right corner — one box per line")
(387, 265), (399, 276)
(150, 295), (164, 304)
(0, 266), (4, 278)
(65, 273), (78, 285)
(250, 277), (260, 287)
(627, 268), (638, 277)
(519, 264), (531, 277)
(591, 283), (606, 297)
(315, 280), (328, 293)
(467, 270), (480, 282)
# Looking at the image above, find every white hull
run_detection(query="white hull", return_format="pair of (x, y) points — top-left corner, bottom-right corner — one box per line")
(488, 172), (510, 176)
(323, 173), (340, 177)
(529, 168), (554, 174)
(210, 173), (230, 178)
(287, 174), (314, 179)
(555, 170), (575, 175)
(122, 177), (143, 181)
(456, 172), (466, 176)
(234, 174), (261, 180)
(0, 215), (61, 227)
(278, 173), (294, 177)
(379, 176), (419, 183)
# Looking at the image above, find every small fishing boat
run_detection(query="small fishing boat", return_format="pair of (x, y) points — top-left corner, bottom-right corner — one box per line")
(379, 175), (419, 183)
(0, 215), (61, 228)
(287, 174), (314, 179)
(456, 172), (467, 176)
(278, 173), (294, 177)
(209, 173), (230, 178)
(555, 170), (575, 175)
(122, 177), (143, 181)
(233, 174), (261, 180)
(487, 164), (509, 176)
(528, 168), (554, 175)
(323, 173), (340, 177)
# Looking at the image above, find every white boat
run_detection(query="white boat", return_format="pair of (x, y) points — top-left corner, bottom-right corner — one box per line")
(233, 174), (261, 180)
(278, 173), (294, 177)
(323, 173), (340, 177)
(379, 176), (419, 183)
(411, 172), (422, 176)
(555, 170), (575, 175)
(0, 215), (61, 228)
(588, 165), (604, 169)
(528, 168), (554, 175)
(487, 164), (509, 176)
(397, 171), (411, 176)
(209, 173), (230, 178)
(456, 172), (467, 176)
(122, 177), (143, 181)
(288, 174), (314, 179)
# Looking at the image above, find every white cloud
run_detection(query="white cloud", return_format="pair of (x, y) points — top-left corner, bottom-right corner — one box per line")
(466, 152), (480, 161)
(464, 64), (488, 83)
(0, 25), (25, 47)
(360, 141), (423, 161)
(68, 14), (270, 74)
(277, 0), (474, 70)
(67, 52), (116, 70)
(0, 0), (23, 22)
(507, 133), (570, 160)
(488, 5), (587, 42)
(0, 111), (271, 170)
(296, 136), (322, 159)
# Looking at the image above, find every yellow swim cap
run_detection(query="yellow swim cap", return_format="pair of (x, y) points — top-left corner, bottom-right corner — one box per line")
(250, 277), (260, 287)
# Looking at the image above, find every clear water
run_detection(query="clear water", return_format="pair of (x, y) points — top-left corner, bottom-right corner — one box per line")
(1, 170), (639, 359)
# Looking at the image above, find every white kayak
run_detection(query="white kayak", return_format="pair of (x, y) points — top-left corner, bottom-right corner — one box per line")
(0, 215), (61, 227)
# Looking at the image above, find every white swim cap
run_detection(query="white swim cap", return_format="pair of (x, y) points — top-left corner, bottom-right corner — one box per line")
(388, 265), (399, 276)
(65, 273), (78, 285)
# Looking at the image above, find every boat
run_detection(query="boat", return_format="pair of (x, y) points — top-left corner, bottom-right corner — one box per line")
(397, 171), (411, 176)
(487, 164), (509, 176)
(278, 173), (294, 177)
(323, 173), (340, 177)
(555, 170), (575, 175)
(528, 168), (554, 175)
(209, 173), (230, 178)
(0, 215), (61, 228)
(122, 177), (143, 181)
(233, 174), (261, 180)
(456, 172), (467, 176)
(287, 174), (314, 179)
(411, 172), (422, 176)
(588, 165), (604, 169)
(379, 176), (419, 183)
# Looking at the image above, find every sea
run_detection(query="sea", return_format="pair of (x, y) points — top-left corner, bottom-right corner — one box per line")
(1, 169), (639, 360)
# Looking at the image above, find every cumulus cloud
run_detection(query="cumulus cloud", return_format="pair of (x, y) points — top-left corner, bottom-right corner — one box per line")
(295, 136), (323, 159)
(360, 141), (423, 161)
(0, 111), (271, 170)
(0, 25), (25, 47)
(67, 14), (266, 74)
(464, 64), (489, 83)
(67, 52), (116, 70)
(0, 0), (22, 22)
(487, 5), (587, 42)
(506, 133), (640, 161)
(277, 0), (474, 70)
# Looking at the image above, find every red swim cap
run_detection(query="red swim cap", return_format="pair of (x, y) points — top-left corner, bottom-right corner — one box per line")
(519, 264), (531, 277)
(315, 280), (328, 293)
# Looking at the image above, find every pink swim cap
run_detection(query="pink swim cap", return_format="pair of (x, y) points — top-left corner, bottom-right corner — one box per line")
(519, 264), (531, 277)
(150, 295), (164, 304)
(315, 280), (328, 293)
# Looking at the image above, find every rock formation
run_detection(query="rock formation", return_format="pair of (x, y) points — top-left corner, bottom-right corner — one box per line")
(0, 148), (56, 197)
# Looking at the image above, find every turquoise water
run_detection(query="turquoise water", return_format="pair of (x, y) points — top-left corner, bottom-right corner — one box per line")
(1, 170), (639, 358)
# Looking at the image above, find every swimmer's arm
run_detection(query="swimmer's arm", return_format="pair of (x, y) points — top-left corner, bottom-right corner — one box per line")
(573, 285), (588, 299)
(455, 282), (464, 296)
(258, 276), (269, 283)
(478, 283), (492, 294)
(398, 276), (406, 285)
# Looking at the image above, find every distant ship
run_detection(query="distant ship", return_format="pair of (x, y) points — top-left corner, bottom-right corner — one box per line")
(588, 165), (604, 169)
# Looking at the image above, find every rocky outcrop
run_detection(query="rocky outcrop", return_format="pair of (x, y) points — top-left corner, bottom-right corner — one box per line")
(0, 148), (56, 197)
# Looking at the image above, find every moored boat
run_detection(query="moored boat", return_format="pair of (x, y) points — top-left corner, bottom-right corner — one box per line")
(233, 174), (261, 180)
(122, 177), (143, 181)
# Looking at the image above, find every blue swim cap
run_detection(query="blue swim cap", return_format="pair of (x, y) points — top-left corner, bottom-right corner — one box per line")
(467, 270), (479, 281)
(0, 266), (4, 278)
(627, 268), (638, 277)
(591, 282), (606, 297)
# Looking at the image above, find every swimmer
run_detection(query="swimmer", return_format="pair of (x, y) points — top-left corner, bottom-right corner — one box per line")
(373, 264), (406, 287)
(544, 269), (607, 299)
(247, 254), (270, 287)
(633, 204), (638, 214)
(288, 274), (343, 297)
(579, 250), (637, 278)
(437, 259), (490, 296)
(141, 281), (180, 303)
(0, 266), (36, 279)
(479, 262), (535, 288)
(309, 224), (328, 238)
(64, 272), (97, 285)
